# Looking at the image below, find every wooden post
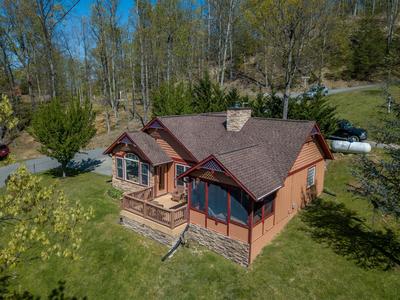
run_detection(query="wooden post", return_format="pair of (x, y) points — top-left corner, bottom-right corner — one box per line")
(170, 211), (175, 229)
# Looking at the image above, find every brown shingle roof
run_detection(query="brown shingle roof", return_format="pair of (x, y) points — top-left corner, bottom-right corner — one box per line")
(126, 132), (172, 166)
(158, 114), (321, 199)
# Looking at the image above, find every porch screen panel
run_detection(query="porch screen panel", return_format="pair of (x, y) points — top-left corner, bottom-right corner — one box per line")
(191, 180), (206, 212)
(126, 160), (139, 182)
(230, 188), (250, 226)
(208, 183), (228, 222)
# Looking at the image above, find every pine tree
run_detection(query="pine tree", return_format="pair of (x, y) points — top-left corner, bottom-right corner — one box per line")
(31, 99), (96, 177)
(152, 82), (192, 116)
(352, 102), (400, 222)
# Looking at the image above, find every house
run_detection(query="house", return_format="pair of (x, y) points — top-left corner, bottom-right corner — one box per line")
(104, 107), (334, 266)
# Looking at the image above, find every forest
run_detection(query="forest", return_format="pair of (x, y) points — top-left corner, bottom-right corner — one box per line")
(0, 0), (399, 136)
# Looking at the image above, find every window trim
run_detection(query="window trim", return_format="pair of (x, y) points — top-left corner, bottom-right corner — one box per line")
(125, 154), (140, 184)
(116, 157), (124, 179)
(307, 165), (316, 188)
(175, 163), (190, 187)
(140, 162), (150, 186)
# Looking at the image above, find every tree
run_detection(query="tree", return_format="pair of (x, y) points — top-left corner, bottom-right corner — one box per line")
(350, 17), (386, 80)
(0, 166), (93, 272)
(250, 93), (338, 136)
(0, 95), (18, 144)
(31, 99), (96, 177)
(245, 0), (330, 119)
(352, 101), (400, 223)
(152, 82), (192, 116)
(192, 73), (226, 112)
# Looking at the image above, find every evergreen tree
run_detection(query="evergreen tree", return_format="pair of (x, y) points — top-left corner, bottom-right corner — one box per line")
(191, 73), (226, 113)
(351, 17), (386, 80)
(352, 102), (400, 222)
(31, 99), (96, 177)
(250, 94), (338, 137)
(152, 82), (192, 116)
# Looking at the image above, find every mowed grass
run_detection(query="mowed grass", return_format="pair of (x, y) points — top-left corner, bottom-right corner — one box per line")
(326, 85), (400, 138)
(8, 162), (400, 299)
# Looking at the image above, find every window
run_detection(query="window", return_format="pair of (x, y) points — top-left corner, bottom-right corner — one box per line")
(307, 166), (316, 188)
(191, 180), (206, 212)
(208, 183), (228, 222)
(125, 153), (139, 183)
(116, 157), (124, 179)
(176, 164), (190, 186)
(230, 188), (250, 226)
(141, 163), (149, 186)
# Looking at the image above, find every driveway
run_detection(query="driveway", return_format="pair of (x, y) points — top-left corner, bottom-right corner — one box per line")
(271, 84), (380, 98)
(0, 148), (111, 187)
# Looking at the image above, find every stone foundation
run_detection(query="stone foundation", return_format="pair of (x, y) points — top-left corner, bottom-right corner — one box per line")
(187, 224), (250, 267)
(121, 215), (175, 246)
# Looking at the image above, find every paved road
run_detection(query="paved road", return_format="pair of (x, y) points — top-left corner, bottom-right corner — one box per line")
(272, 84), (381, 98)
(0, 148), (111, 187)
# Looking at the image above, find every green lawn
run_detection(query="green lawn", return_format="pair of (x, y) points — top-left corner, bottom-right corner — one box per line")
(8, 160), (400, 299)
(326, 85), (400, 139)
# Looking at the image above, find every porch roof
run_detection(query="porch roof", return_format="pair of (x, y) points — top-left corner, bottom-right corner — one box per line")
(104, 131), (172, 166)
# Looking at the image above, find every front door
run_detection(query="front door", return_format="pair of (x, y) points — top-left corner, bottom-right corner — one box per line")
(156, 165), (167, 196)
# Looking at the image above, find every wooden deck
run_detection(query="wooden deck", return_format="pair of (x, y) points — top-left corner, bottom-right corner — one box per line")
(122, 187), (187, 229)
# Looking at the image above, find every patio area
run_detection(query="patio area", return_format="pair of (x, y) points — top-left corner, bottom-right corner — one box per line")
(122, 187), (188, 229)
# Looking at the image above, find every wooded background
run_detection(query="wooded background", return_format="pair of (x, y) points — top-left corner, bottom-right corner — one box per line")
(0, 0), (399, 132)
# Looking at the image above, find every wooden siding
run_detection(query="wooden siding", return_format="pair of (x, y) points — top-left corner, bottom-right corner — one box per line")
(147, 128), (194, 163)
(290, 138), (324, 173)
(249, 159), (326, 262)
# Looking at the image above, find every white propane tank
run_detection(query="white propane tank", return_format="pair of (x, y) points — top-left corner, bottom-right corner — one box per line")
(330, 140), (372, 154)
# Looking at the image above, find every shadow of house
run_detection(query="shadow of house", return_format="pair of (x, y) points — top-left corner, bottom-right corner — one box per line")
(47, 158), (103, 178)
(301, 198), (400, 270)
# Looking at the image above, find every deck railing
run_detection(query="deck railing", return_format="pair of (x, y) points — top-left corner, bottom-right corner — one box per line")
(122, 189), (187, 229)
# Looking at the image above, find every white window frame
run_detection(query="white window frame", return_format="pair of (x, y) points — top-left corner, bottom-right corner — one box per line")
(140, 162), (150, 186)
(125, 153), (140, 184)
(116, 157), (124, 179)
(307, 166), (316, 188)
(175, 164), (190, 187)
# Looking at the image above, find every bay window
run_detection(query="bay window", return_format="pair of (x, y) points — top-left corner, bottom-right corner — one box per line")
(125, 154), (139, 182)
(116, 157), (124, 179)
(115, 153), (150, 186)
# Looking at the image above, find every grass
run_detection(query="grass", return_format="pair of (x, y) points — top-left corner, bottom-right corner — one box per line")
(326, 85), (400, 139)
(5, 158), (400, 299)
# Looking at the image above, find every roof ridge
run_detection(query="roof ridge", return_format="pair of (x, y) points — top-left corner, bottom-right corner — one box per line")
(159, 112), (226, 119)
(250, 117), (315, 123)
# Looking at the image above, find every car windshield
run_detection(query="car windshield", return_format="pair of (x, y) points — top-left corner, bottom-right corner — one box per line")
(340, 120), (352, 129)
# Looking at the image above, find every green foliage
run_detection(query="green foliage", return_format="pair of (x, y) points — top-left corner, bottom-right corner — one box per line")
(152, 74), (250, 116)
(251, 94), (338, 136)
(352, 102), (400, 222)
(152, 82), (192, 116)
(350, 17), (386, 80)
(0, 95), (18, 143)
(0, 166), (93, 273)
(31, 99), (96, 176)
(191, 73), (227, 113)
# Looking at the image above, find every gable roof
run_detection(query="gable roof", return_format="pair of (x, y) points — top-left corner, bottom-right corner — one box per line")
(165, 114), (332, 200)
(103, 131), (172, 166)
(108, 112), (332, 200)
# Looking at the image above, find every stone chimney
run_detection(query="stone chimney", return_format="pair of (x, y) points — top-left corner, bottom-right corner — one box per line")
(226, 107), (252, 132)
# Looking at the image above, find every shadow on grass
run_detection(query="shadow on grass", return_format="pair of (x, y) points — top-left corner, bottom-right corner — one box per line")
(47, 158), (103, 178)
(301, 198), (400, 270)
(0, 276), (86, 299)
